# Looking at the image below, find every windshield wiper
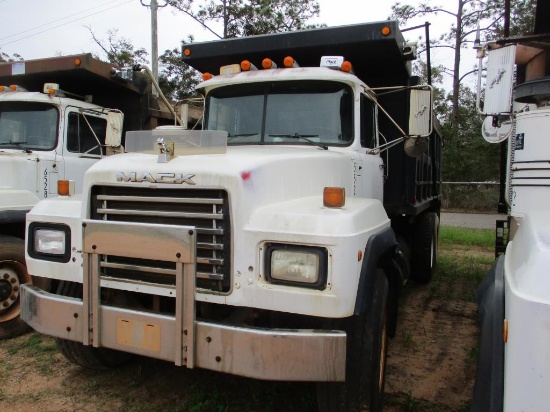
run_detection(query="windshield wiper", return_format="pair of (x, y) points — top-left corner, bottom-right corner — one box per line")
(269, 133), (328, 150)
(0, 141), (27, 146)
(228, 132), (258, 140)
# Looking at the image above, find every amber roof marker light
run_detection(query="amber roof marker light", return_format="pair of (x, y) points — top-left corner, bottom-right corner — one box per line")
(283, 56), (299, 68)
(341, 61), (353, 73)
(262, 58), (277, 69)
(381, 26), (391, 36)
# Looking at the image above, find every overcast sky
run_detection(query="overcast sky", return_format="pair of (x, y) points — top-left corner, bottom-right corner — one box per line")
(0, 0), (471, 87)
(0, 0), (436, 58)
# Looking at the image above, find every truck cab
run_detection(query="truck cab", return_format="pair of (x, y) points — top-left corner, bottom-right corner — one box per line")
(0, 86), (121, 210)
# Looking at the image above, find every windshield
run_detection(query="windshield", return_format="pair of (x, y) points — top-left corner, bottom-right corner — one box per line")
(205, 81), (354, 146)
(0, 102), (59, 150)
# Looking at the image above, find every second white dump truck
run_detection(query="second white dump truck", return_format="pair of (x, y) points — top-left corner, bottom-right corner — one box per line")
(0, 53), (173, 338)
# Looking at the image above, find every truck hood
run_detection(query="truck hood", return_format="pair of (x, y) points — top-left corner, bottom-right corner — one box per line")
(84, 145), (356, 222)
(0, 150), (42, 210)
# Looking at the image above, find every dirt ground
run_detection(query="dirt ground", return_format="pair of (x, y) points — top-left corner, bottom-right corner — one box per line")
(384, 286), (478, 411)
(0, 247), (484, 412)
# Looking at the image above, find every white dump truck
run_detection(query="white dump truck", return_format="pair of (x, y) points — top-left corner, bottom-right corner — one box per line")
(21, 22), (441, 411)
(472, 1), (550, 410)
(0, 53), (173, 338)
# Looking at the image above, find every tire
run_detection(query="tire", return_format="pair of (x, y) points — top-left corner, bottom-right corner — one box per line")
(0, 235), (32, 339)
(410, 212), (439, 284)
(317, 270), (389, 411)
(55, 281), (133, 370)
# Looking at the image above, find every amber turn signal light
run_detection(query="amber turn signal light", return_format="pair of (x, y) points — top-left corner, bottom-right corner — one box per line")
(323, 187), (345, 208)
(58, 180), (75, 196)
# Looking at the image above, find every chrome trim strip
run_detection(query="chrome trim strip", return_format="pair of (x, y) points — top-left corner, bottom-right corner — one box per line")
(96, 208), (223, 220)
(100, 262), (223, 281)
(97, 195), (224, 205)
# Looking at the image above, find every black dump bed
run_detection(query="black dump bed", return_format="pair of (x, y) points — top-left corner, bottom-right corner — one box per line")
(0, 53), (172, 131)
(181, 21), (441, 218)
(182, 20), (409, 88)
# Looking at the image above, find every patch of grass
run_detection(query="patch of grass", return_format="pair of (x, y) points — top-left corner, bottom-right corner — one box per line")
(440, 226), (494, 248)
(4, 333), (58, 375)
(432, 253), (493, 302)
(429, 228), (496, 302)
(6, 333), (57, 357)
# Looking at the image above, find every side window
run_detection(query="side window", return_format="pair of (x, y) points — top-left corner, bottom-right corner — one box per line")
(360, 95), (376, 149)
(67, 112), (107, 155)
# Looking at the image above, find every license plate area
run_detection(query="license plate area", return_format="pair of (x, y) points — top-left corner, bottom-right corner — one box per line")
(116, 317), (161, 352)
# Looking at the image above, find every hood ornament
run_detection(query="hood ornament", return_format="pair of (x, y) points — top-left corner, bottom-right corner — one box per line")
(157, 138), (175, 163)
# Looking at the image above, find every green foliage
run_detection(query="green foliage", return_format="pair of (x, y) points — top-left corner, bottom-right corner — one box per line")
(158, 45), (201, 100)
(167, 0), (321, 38)
(390, 0), (536, 182)
(441, 85), (500, 182)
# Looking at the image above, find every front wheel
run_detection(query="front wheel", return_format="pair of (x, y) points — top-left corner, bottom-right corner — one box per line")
(0, 235), (33, 339)
(317, 270), (389, 411)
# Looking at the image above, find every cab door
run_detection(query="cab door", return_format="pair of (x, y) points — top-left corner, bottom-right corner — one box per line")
(60, 107), (109, 194)
(354, 93), (384, 200)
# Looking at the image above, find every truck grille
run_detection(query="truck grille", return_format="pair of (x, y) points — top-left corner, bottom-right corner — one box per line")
(90, 185), (231, 293)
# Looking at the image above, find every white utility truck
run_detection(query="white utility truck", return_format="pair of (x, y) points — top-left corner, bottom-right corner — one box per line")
(21, 22), (441, 411)
(472, 1), (550, 410)
(0, 53), (173, 338)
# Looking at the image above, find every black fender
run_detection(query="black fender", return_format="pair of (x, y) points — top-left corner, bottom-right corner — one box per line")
(471, 255), (505, 412)
(0, 210), (28, 239)
(354, 227), (396, 316)
(0, 210), (27, 225)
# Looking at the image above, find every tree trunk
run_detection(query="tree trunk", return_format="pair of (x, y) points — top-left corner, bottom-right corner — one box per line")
(451, 0), (464, 141)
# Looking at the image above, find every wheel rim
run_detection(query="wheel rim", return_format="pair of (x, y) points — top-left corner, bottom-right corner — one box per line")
(0, 260), (30, 322)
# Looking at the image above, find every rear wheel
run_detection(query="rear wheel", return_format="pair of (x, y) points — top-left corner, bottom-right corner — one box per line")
(411, 212), (439, 283)
(55, 281), (133, 370)
(317, 270), (389, 411)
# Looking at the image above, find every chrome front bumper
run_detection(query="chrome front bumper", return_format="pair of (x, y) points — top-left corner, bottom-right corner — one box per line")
(22, 220), (345, 381)
(21, 285), (346, 381)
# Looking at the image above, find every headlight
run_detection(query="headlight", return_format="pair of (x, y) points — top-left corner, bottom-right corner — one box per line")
(265, 244), (328, 289)
(28, 223), (71, 262)
(35, 229), (65, 254)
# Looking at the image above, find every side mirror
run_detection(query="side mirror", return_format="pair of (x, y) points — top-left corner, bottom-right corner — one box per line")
(406, 86), (433, 157)
(408, 86), (433, 137)
(105, 111), (124, 147)
(480, 45), (515, 115)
